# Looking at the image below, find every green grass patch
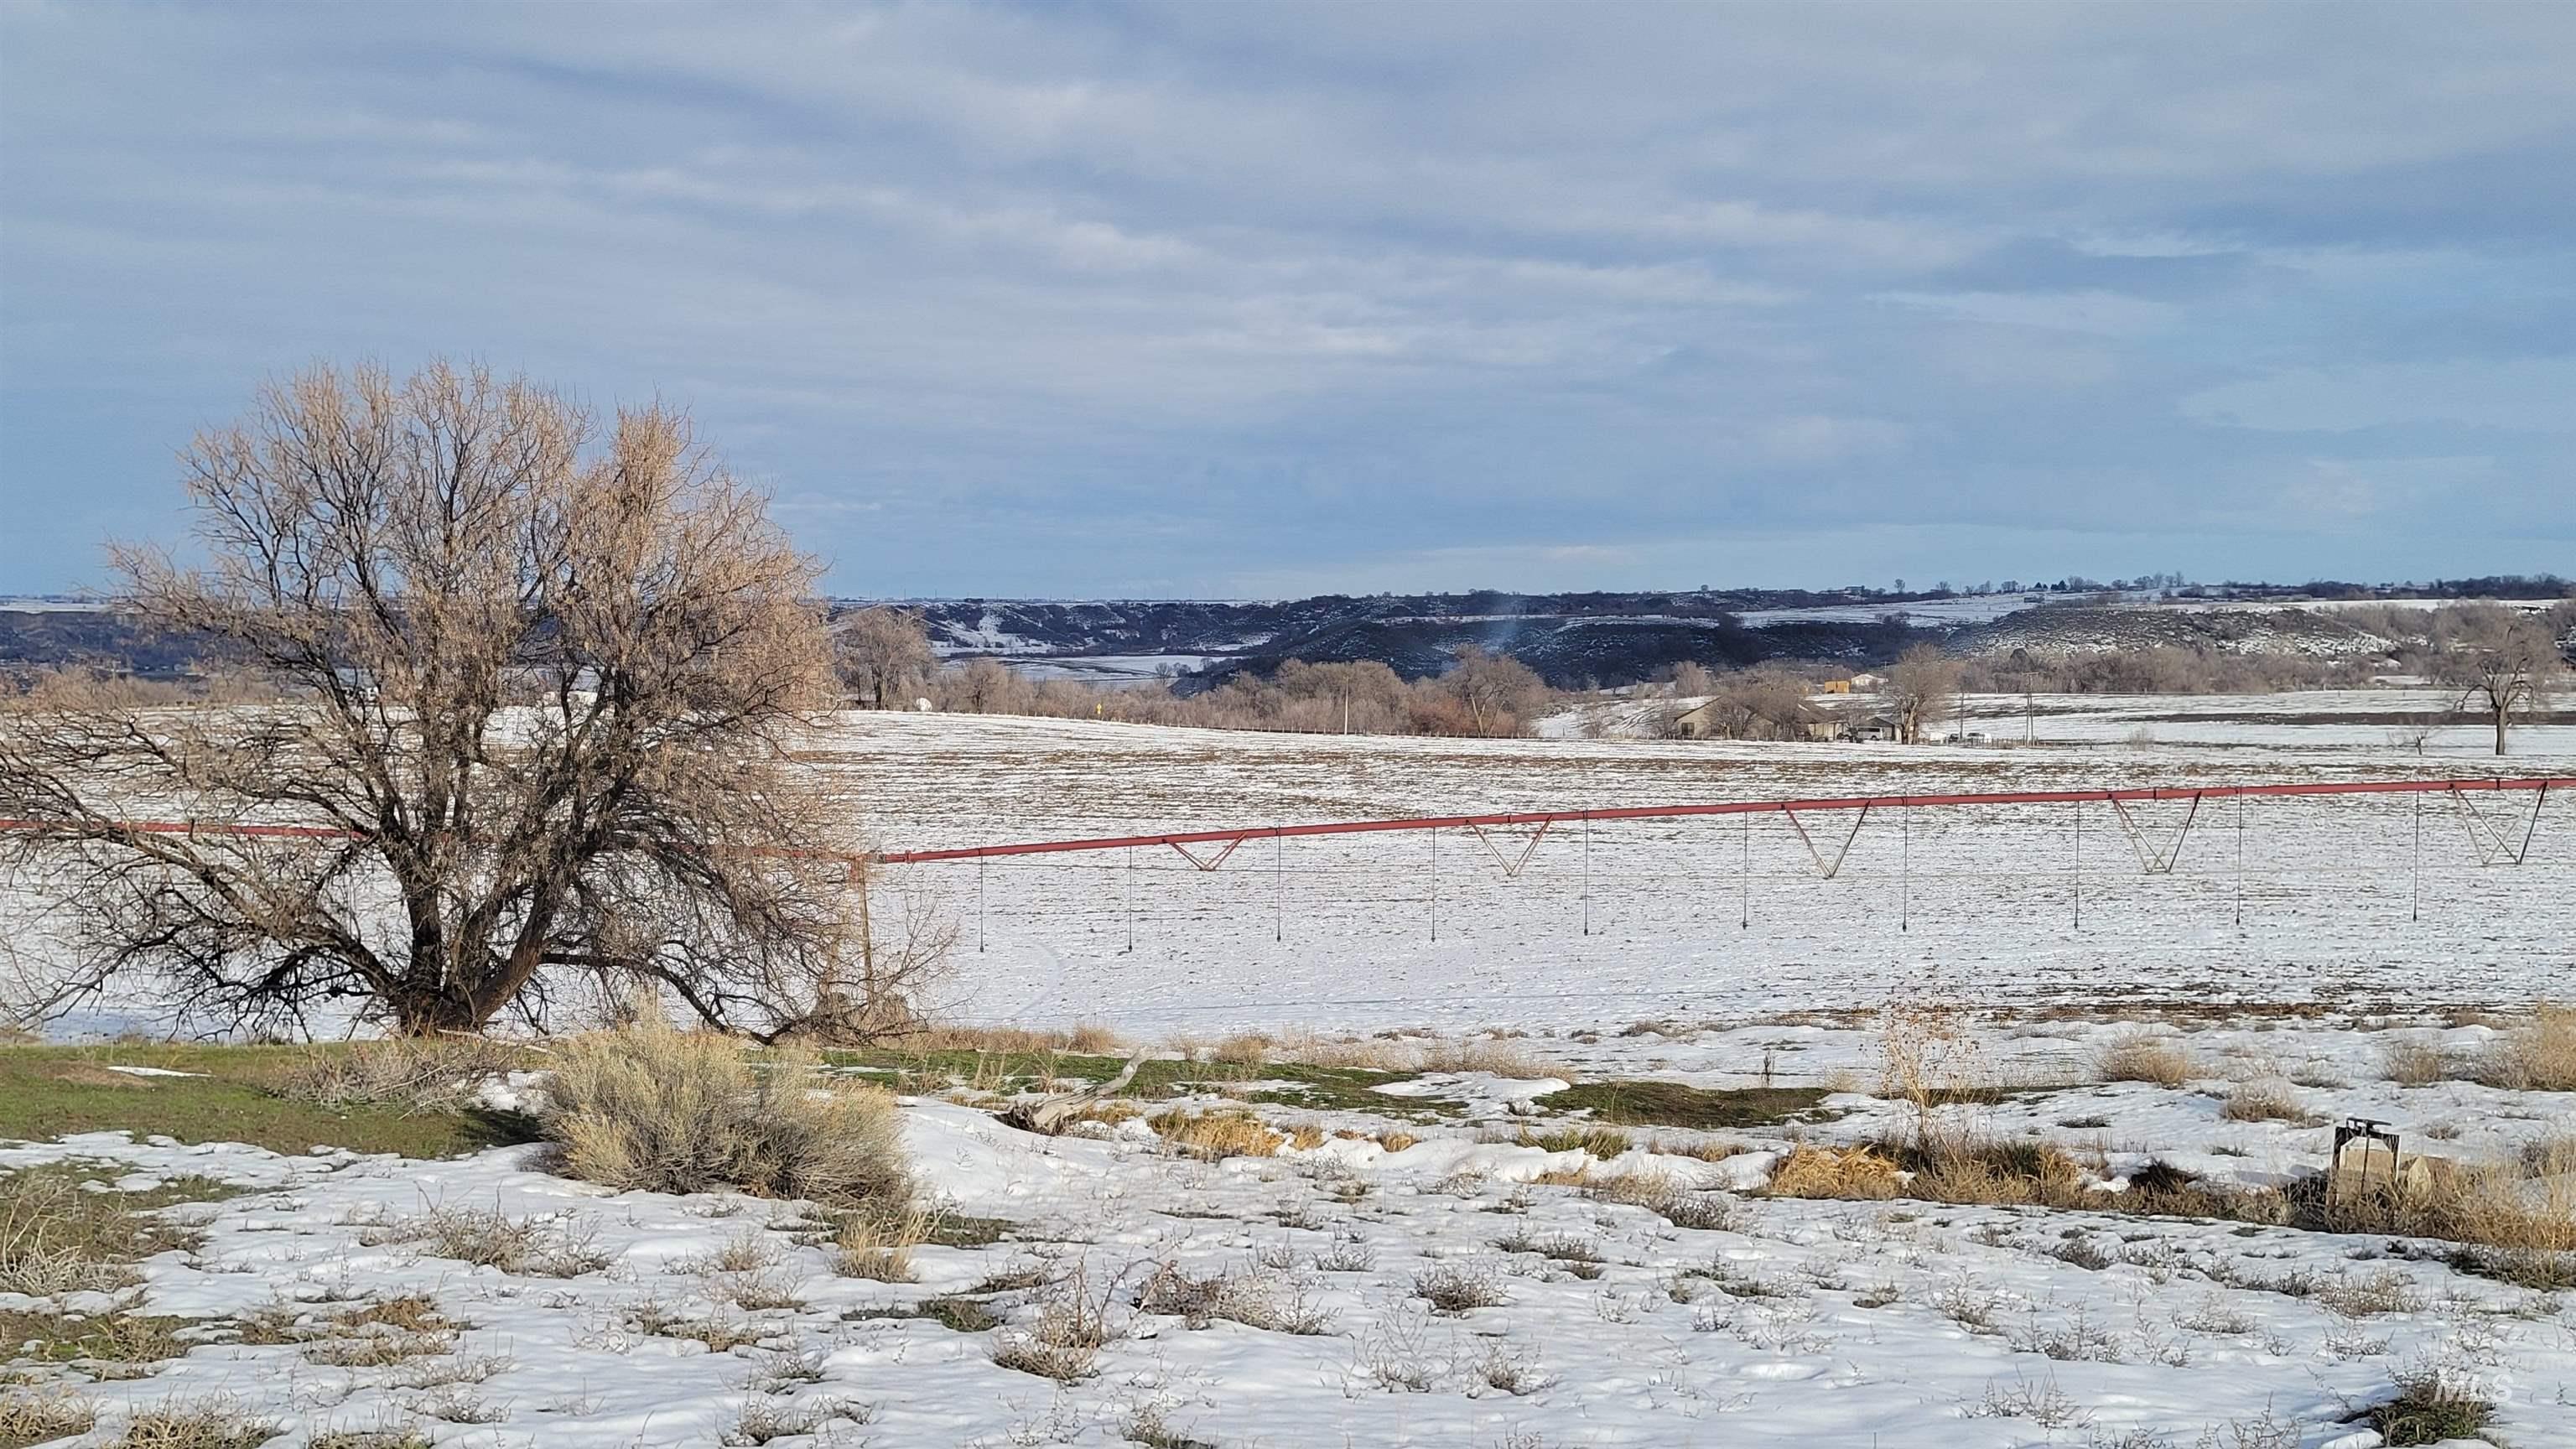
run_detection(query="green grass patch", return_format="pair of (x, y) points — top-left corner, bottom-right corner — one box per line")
(0, 1306), (200, 1370)
(844, 1296), (1001, 1332)
(0, 1045), (537, 1158)
(823, 1049), (1459, 1118)
(1542, 1080), (1833, 1131)
(2353, 1379), (2496, 1446)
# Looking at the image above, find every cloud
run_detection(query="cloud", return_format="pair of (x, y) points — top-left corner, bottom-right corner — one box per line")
(2, 3), (2572, 595)
(2181, 358), (2576, 434)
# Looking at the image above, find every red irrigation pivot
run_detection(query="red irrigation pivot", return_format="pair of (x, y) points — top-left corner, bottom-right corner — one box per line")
(2, 776), (2563, 867)
(871, 776), (2568, 865)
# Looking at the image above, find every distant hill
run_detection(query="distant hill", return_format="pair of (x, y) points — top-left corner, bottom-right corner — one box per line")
(7, 580), (2567, 692)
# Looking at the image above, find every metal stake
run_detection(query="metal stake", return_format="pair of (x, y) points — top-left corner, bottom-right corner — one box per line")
(1273, 830), (1283, 942)
(1739, 810), (1750, 930)
(2236, 793), (2244, 928)
(2411, 790), (2422, 923)
(978, 855), (987, 953)
(2072, 797), (2083, 932)
(1899, 798), (1909, 932)
(1581, 814), (1592, 937)
(1123, 844), (1135, 955)
(1429, 828), (1438, 943)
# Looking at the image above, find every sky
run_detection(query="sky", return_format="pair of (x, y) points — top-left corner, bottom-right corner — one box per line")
(3, 2), (2572, 600)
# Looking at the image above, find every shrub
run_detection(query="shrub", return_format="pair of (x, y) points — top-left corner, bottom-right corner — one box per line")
(2355, 1361), (2495, 1446)
(990, 1265), (1120, 1381)
(2380, 1038), (2450, 1087)
(2472, 1002), (2576, 1092)
(1411, 1259), (1507, 1315)
(1878, 1000), (1985, 1105)
(1133, 1261), (1334, 1335)
(543, 1024), (910, 1208)
(2096, 1031), (2193, 1087)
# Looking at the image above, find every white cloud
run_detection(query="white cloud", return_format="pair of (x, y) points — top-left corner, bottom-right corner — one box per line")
(2182, 358), (2576, 434)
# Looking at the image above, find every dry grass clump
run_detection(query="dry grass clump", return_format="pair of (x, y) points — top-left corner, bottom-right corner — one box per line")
(1271, 1035), (1418, 1072)
(1514, 1124), (1632, 1158)
(2095, 1030), (2194, 1087)
(1878, 1000), (1987, 1106)
(237, 1294), (461, 1367)
(989, 1265), (1122, 1382)
(0, 1303), (195, 1369)
(2329, 1159), (2576, 1288)
(1583, 1172), (1744, 1231)
(543, 1023), (910, 1208)
(357, 1205), (607, 1278)
(1147, 1109), (1283, 1161)
(2220, 1079), (2321, 1124)
(305, 1431), (433, 1449)
(0, 1388), (99, 1446)
(2380, 1037), (2452, 1087)
(893, 1024), (1126, 1055)
(2355, 1360), (2496, 1446)
(725, 1396), (871, 1446)
(104, 1400), (279, 1449)
(1905, 1139), (2093, 1208)
(1134, 1261), (1334, 1335)
(277, 1036), (529, 1112)
(1410, 1259), (1507, 1315)
(1418, 1038), (1571, 1080)
(1209, 1033), (1274, 1066)
(1766, 1145), (1903, 1200)
(0, 1166), (175, 1297)
(2470, 1002), (2576, 1092)
(832, 1206), (933, 1282)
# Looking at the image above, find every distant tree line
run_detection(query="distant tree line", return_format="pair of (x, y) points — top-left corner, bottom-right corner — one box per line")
(834, 608), (1556, 738)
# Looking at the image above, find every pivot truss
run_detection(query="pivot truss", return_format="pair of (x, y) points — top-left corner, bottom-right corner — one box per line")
(873, 776), (2563, 870)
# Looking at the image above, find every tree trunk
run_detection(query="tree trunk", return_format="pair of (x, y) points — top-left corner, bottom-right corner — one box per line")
(384, 984), (491, 1036)
(2495, 706), (2508, 756)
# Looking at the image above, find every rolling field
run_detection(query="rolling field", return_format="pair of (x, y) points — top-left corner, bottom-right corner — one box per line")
(6, 695), (2574, 1448)
(814, 707), (2576, 1035)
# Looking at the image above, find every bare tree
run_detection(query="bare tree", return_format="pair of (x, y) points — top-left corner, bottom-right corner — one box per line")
(1689, 669), (1815, 740)
(1883, 644), (1962, 745)
(1668, 661), (1716, 699)
(2429, 605), (2563, 756)
(0, 361), (876, 1038)
(939, 656), (1028, 714)
(1270, 658), (1408, 733)
(1436, 645), (1549, 737)
(837, 607), (936, 709)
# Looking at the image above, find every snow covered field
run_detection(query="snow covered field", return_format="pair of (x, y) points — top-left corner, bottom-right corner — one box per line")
(812, 708), (2575, 1035)
(8, 699), (2575, 1447)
